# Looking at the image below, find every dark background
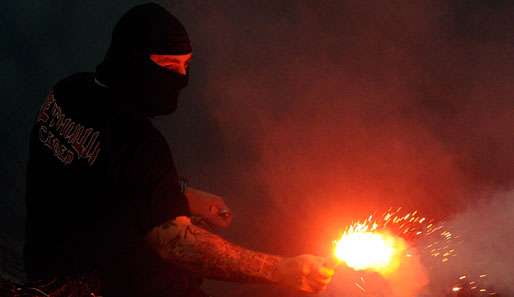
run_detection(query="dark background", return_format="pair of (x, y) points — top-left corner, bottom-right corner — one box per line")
(1, 1), (513, 296)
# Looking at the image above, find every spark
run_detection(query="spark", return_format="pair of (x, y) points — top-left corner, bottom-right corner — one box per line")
(354, 282), (366, 292)
(452, 287), (461, 292)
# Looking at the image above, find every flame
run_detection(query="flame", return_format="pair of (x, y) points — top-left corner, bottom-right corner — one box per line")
(333, 222), (406, 275)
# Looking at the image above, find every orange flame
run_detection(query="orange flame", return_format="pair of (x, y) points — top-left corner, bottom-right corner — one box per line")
(333, 222), (406, 275)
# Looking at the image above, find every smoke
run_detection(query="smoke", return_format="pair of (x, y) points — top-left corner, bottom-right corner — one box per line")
(161, 1), (514, 296)
(420, 190), (514, 296)
(166, 0), (514, 248)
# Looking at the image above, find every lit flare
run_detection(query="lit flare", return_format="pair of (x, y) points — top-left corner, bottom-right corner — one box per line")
(333, 222), (405, 275)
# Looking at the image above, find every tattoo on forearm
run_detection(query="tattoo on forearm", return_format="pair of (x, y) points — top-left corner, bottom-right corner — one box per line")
(147, 220), (282, 283)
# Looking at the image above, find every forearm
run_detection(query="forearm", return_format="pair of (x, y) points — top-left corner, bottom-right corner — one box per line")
(146, 216), (282, 283)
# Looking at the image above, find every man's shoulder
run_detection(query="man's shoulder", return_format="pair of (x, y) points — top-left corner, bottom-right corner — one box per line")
(53, 72), (95, 93)
(51, 72), (101, 113)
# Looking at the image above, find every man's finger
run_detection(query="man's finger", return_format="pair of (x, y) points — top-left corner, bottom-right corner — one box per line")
(209, 205), (232, 225)
(306, 277), (329, 293)
(318, 266), (335, 278)
(218, 207), (232, 218)
(209, 205), (231, 216)
(203, 210), (232, 228)
(305, 266), (333, 292)
(306, 263), (332, 277)
(311, 274), (332, 286)
(308, 272), (331, 285)
(304, 280), (325, 294)
(299, 280), (317, 293)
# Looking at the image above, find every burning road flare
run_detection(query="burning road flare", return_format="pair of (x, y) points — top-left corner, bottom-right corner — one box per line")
(328, 209), (498, 297)
(333, 220), (407, 276)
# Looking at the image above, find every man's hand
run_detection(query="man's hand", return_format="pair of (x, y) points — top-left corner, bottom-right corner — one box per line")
(185, 187), (232, 228)
(273, 255), (335, 293)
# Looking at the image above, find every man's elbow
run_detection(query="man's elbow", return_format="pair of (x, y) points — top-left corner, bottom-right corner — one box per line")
(145, 216), (192, 261)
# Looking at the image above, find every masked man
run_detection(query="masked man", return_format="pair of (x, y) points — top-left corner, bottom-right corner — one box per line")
(23, 3), (335, 297)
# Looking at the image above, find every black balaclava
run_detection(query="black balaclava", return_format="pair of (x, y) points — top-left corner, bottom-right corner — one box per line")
(96, 3), (192, 116)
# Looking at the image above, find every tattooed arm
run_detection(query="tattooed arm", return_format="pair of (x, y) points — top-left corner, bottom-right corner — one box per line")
(145, 216), (335, 292)
(146, 216), (280, 282)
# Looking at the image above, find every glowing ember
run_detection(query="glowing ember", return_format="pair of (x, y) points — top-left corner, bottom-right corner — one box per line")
(333, 221), (405, 275)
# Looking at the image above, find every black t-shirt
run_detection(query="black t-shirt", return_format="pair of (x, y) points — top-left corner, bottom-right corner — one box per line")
(24, 73), (196, 297)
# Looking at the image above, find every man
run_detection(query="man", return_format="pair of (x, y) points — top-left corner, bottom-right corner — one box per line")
(23, 3), (335, 297)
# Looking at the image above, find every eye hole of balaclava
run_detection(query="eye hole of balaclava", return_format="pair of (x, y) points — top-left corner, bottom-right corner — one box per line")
(149, 54), (192, 76)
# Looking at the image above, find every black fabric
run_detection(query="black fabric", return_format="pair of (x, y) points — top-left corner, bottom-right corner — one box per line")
(24, 73), (195, 297)
(106, 2), (191, 55)
(95, 2), (192, 117)
(1, 273), (102, 297)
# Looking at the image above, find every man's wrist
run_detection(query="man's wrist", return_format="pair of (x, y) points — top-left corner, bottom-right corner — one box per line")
(264, 255), (284, 284)
(256, 252), (283, 284)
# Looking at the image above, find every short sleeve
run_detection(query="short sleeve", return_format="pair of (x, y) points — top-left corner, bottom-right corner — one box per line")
(145, 167), (190, 230)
